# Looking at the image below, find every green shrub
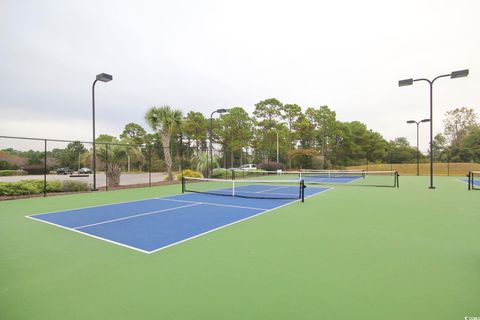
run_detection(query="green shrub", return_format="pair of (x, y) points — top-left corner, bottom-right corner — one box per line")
(175, 169), (203, 181)
(0, 180), (43, 196)
(0, 179), (87, 196)
(211, 168), (232, 179)
(0, 170), (27, 176)
(61, 180), (89, 192)
(46, 180), (62, 192)
(0, 161), (9, 170)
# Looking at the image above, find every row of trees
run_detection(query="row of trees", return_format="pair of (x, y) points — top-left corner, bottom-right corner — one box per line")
(1, 101), (477, 183)
(141, 99), (424, 178)
(141, 101), (478, 178)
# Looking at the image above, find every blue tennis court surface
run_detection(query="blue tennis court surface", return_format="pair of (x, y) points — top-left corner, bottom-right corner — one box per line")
(461, 178), (480, 187)
(28, 184), (329, 253)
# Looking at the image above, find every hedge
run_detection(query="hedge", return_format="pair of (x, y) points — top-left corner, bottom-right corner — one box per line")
(175, 169), (203, 181)
(0, 179), (89, 196)
(0, 170), (27, 176)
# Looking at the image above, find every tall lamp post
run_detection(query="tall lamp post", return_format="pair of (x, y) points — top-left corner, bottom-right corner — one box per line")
(272, 128), (279, 163)
(399, 69), (469, 189)
(92, 73), (113, 191)
(208, 108), (228, 178)
(406, 119), (430, 176)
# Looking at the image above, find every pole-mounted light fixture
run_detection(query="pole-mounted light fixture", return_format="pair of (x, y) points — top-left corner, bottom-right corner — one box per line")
(399, 69), (469, 188)
(406, 118), (431, 176)
(92, 73), (113, 191)
(207, 108), (229, 177)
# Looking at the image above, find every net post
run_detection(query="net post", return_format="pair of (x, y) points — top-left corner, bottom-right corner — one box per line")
(474, 172), (477, 190)
(301, 179), (305, 203)
(181, 176), (185, 193)
(396, 171), (400, 188)
(468, 171), (471, 191)
(232, 180), (235, 197)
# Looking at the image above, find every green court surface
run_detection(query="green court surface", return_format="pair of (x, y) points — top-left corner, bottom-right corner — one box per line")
(1, 176), (479, 320)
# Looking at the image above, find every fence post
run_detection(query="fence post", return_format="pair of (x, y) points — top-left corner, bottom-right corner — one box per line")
(105, 144), (108, 191)
(44, 139), (47, 197)
(447, 154), (450, 176)
(179, 132), (183, 181)
(148, 145), (152, 187)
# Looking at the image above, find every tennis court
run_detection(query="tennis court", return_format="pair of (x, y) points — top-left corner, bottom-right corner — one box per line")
(2, 175), (480, 320)
(27, 179), (329, 253)
(232, 169), (400, 187)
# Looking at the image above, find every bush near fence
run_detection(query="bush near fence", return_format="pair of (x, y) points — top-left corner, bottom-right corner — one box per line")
(175, 169), (203, 181)
(346, 162), (480, 176)
(211, 168), (233, 179)
(0, 170), (27, 176)
(0, 179), (89, 196)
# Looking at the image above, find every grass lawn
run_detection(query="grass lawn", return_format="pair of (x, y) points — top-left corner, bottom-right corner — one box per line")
(1, 176), (479, 320)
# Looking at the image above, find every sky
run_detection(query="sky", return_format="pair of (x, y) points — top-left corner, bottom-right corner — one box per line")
(0, 0), (479, 152)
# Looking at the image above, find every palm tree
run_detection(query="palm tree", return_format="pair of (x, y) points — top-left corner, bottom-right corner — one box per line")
(191, 152), (219, 176)
(96, 143), (144, 187)
(145, 105), (183, 181)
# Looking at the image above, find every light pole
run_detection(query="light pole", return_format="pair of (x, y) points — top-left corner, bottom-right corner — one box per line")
(406, 119), (430, 176)
(399, 69), (468, 189)
(208, 108), (228, 178)
(92, 73), (112, 191)
(272, 128), (279, 163)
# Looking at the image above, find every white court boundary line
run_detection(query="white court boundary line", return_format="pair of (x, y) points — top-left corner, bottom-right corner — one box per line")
(26, 186), (332, 254)
(257, 185), (294, 193)
(158, 198), (266, 211)
(26, 215), (151, 254)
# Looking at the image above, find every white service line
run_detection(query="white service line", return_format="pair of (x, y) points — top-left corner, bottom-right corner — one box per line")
(73, 203), (200, 230)
(157, 197), (266, 211)
(257, 185), (292, 193)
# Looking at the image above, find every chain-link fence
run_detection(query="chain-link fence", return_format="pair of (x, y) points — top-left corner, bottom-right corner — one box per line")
(0, 135), (177, 199)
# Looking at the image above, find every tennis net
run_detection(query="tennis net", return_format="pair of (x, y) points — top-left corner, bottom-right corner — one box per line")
(182, 176), (305, 201)
(299, 170), (398, 187)
(467, 171), (480, 190)
(232, 170), (399, 188)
